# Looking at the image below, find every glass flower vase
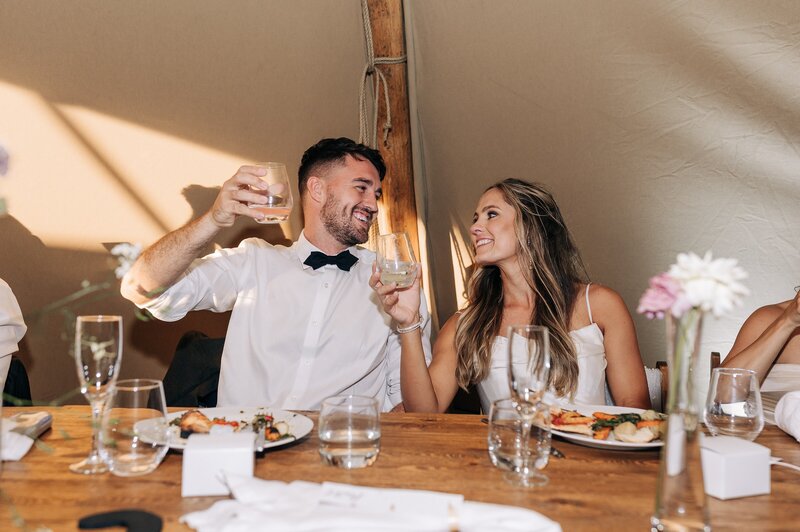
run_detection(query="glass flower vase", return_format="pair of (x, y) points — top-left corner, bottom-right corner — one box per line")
(651, 309), (711, 532)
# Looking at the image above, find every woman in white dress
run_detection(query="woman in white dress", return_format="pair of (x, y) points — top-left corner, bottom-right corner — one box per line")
(371, 178), (650, 412)
(722, 287), (800, 392)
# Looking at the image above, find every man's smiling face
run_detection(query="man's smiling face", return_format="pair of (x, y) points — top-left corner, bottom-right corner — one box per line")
(320, 155), (382, 247)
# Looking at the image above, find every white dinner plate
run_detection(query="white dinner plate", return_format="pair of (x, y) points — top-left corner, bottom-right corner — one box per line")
(550, 404), (664, 451)
(159, 407), (314, 452)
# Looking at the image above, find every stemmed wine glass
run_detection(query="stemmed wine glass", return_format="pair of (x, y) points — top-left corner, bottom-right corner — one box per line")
(507, 325), (552, 487)
(70, 315), (123, 474)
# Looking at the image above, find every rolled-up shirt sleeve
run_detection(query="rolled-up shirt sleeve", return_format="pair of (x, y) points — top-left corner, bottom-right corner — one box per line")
(138, 241), (255, 321)
(0, 278), (26, 358)
(383, 295), (433, 410)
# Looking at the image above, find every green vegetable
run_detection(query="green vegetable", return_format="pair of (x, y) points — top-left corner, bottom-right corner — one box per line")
(591, 413), (641, 430)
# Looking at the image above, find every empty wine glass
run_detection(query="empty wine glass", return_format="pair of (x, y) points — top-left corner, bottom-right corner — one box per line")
(70, 315), (122, 474)
(376, 232), (417, 288)
(248, 162), (293, 223)
(704, 367), (764, 441)
(507, 325), (551, 487)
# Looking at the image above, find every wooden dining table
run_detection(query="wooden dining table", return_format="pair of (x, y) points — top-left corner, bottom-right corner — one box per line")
(1, 405), (798, 531)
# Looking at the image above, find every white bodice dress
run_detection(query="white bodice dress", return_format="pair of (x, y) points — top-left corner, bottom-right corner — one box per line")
(761, 363), (800, 393)
(476, 285), (608, 413)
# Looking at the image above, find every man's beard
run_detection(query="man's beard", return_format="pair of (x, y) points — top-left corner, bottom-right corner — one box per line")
(320, 195), (372, 247)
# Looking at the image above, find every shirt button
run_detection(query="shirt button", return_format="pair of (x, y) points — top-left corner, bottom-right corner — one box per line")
(323, 282), (329, 288)
(312, 321), (318, 326)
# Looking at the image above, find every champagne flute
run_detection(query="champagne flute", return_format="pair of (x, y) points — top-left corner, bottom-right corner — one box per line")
(507, 325), (551, 487)
(70, 315), (122, 474)
(248, 162), (293, 223)
(377, 232), (417, 288)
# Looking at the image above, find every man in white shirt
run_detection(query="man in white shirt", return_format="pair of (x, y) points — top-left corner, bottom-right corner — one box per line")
(121, 138), (432, 411)
(0, 277), (27, 392)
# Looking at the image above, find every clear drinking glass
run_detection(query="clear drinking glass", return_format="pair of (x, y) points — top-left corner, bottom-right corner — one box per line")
(376, 232), (417, 288)
(101, 379), (169, 477)
(70, 315), (123, 474)
(487, 398), (550, 476)
(507, 325), (551, 487)
(704, 367), (764, 441)
(248, 162), (293, 223)
(318, 395), (380, 469)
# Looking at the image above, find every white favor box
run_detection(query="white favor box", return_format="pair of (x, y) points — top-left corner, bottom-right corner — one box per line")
(182, 432), (256, 497)
(700, 435), (770, 500)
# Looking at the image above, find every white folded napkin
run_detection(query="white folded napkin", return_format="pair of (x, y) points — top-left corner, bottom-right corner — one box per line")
(774, 390), (800, 443)
(180, 474), (561, 532)
(1, 418), (36, 461)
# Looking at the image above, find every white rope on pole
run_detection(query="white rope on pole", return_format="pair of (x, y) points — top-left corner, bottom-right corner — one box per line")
(358, 0), (406, 148)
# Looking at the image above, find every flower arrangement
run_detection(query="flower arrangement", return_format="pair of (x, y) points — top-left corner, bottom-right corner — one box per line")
(1, 140), (10, 215)
(637, 251), (749, 320)
(0, 141), (9, 176)
(641, 251), (749, 530)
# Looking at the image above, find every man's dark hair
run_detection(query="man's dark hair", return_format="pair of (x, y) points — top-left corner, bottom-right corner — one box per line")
(298, 137), (386, 198)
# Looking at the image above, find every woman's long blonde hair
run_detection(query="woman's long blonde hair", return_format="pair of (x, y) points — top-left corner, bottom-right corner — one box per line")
(454, 178), (588, 396)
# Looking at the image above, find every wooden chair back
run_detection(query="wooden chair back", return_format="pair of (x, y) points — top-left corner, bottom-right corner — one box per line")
(656, 352), (721, 412)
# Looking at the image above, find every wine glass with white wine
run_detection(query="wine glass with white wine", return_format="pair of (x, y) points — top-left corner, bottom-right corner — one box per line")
(248, 162), (293, 223)
(377, 232), (417, 288)
(507, 324), (552, 487)
(70, 315), (122, 474)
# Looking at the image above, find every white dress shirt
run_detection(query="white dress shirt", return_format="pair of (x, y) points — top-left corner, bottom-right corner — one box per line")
(0, 278), (27, 388)
(140, 232), (432, 411)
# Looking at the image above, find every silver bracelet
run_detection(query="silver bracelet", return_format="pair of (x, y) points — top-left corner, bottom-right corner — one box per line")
(395, 316), (423, 334)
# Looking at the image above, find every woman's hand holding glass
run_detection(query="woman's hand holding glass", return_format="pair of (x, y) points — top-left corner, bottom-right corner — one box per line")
(369, 232), (421, 329)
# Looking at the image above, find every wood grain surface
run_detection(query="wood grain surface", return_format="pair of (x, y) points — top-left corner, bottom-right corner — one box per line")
(1, 406), (798, 531)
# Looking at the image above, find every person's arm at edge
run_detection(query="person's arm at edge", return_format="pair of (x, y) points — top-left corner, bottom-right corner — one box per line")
(121, 166), (268, 305)
(721, 291), (800, 384)
(592, 284), (652, 409)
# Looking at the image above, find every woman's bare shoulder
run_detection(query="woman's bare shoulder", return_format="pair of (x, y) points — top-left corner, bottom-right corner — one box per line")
(585, 283), (629, 315)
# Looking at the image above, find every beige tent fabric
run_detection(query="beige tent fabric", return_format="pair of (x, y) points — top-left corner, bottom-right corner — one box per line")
(1, 1), (798, 403)
(405, 1), (800, 404)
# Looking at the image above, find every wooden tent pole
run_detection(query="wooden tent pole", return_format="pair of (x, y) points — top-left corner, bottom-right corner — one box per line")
(366, 0), (420, 260)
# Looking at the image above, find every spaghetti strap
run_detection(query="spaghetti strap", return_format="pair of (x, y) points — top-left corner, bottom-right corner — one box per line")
(585, 283), (594, 324)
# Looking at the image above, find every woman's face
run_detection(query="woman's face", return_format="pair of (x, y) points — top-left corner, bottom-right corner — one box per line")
(470, 188), (519, 266)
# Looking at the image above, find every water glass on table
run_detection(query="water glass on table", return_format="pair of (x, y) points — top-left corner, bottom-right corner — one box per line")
(70, 315), (123, 475)
(704, 367), (764, 441)
(101, 379), (170, 477)
(376, 232), (417, 288)
(488, 398), (551, 477)
(318, 395), (380, 469)
(248, 162), (293, 223)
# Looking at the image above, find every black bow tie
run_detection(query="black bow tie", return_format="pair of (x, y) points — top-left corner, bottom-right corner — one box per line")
(303, 250), (359, 271)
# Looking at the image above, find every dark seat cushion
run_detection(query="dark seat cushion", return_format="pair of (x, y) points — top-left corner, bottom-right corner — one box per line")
(3, 355), (32, 406)
(162, 331), (224, 408)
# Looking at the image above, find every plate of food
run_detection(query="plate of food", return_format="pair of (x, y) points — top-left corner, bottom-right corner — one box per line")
(157, 407), (314, 451)
(550, 404), (665, 450)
